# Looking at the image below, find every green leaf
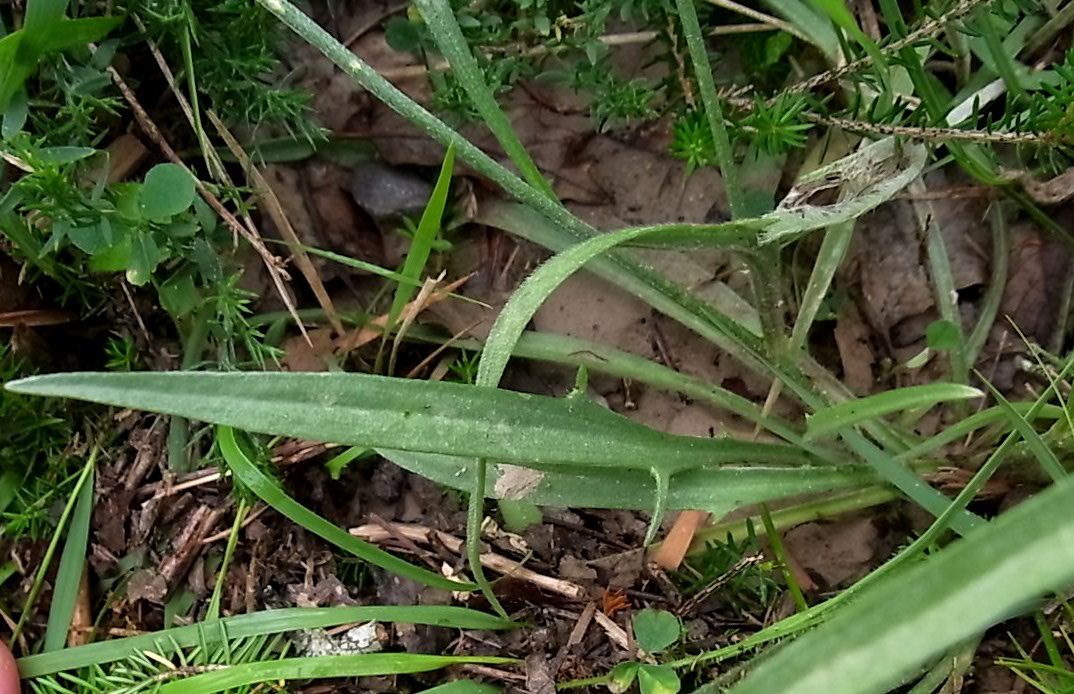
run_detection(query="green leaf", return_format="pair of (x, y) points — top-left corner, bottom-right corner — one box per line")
(759, 0), (839, 61)
(218, 426), (475, 591)
(727, 473), (1074, 694)
(380, 449), (876, 515)
(36, 16), (125, 54)
(976, 377), (1066, 482)
(638, 664), (681, 694)
(139, 163), (196, 220)
(6, 372), (815, 475)
(67, 218), (112, 254)
(156, 654), (517, 694)
(805, 384), (984, 441)
(87, 228), (131, 273)
(674, 0), (744, 217)
(1, 87), (28, 137)
(610, 662), (640, 690)
(388, 143), (454, 329)
(22, 0), (68, 37)
(498, 499), (542, 533)
(18, 606), (515, 678)
(125, 231), (160, 285)
(633, 608), (681, 654)
(384, 16), (423, 52)
(36, 146), (97, 164)
(926, 319), (963, 352)
(324, 446), (372, 480)
(193, 194), (217, 233)
(159, 271), (201, 319)
(0, 14), (122, 112)
(42, 466), (94, 651)
(809, 0), (891, 95)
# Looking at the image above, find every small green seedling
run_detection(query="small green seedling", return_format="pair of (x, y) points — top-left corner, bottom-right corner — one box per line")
(609, 608), (683, 694)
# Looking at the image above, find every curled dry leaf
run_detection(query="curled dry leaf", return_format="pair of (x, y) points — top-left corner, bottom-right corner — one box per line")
(1001, 166), (1074, 205)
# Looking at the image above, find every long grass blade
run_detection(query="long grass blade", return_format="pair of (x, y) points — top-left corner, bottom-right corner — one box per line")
(674, 0), (745, 218)
(155, 653), (516, 694)
(414, 0), (554, 200)
(18, 606), (515, 678)
(976, 376), (1066, 482)
(911, 179), (968, 385)
(418, 681), (501, 693)
(217, 426), (474, 591)
(965, 206), (1008, 366)
(387, 143), (455, 329)
(12, 449), (96, 645)
(42, 463), (94, 651)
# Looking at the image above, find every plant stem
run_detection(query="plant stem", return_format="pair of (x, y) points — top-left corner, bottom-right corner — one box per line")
(206, 496), (249, 620)
(467, 461), (507, 618)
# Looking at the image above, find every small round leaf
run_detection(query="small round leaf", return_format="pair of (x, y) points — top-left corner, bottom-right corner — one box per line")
(637, 663), (681, 694)
(139, 163), (195, 220)
(384, 17), (422, 52)
(633, 608), (681, 654)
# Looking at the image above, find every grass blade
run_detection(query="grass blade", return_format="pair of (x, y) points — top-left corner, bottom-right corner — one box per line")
(12, 449), (96, 645)
(810, 0), (891, 94)
(964, 206), (1008, 366)
(414, 0), (554, 200)
(727, 471), (1074, 694)
(805, 384), (984, 441)
(976, 377), (1066, 482)
(894, 403), (1065, 463)
(790, 220), (854, 351)
(156, 653), (517, 694)
(217, 426), (474, 591)
(18, 606), (515, 678)
(42, 463), (94, 651)
(388, 143), (455, 330)
(911, 179), (968, 385)
(674, 0), (745, 218)
(418, 681), (501, 693)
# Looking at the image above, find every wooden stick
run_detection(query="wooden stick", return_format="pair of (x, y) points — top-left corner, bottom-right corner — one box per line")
(351, 522), (586, 600)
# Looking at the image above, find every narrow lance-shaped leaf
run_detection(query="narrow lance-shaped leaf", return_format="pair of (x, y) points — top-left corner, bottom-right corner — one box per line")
(805, 384), (985, 441)
(6, 372), (815, 473)
(378, 449), (878, 515)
